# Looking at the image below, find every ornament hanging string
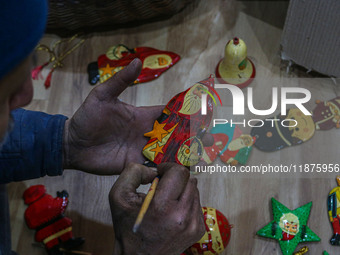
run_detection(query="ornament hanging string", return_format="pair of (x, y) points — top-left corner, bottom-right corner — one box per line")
(32, 34), (85, 88)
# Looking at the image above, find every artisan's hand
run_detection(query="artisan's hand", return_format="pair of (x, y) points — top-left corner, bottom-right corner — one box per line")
(62, 59), (163, 174)
(109, 163), (205, 255)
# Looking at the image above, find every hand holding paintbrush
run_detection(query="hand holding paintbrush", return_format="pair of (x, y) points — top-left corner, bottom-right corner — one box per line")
(109, 163), (205, 254)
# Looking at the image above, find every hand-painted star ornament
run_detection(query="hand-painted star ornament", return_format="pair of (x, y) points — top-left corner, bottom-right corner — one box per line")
(257, 198), (320, 255)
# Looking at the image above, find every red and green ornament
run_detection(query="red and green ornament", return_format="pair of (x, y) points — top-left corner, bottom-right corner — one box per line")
(257, 198), (320, 255)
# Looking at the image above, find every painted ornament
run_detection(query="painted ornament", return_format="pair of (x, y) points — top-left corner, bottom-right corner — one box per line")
(201, 133), (228, 164)
(206, 123), (254, 165)
(220, 133), (254, 165)
(251, 108), (315, 152)
(185, 207), (232, 255)
(23, 185), (84, 255)
(312, 97), (340, 130)
(215, 37), (255, 88)
(143, 76), (219, 167)
(327, 175), (340, 245)
(257, 198), (320, 255)
(88, 44), (180, 85)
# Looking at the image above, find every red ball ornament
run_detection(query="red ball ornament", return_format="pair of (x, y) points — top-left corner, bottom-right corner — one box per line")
(186, 207), (232, 255)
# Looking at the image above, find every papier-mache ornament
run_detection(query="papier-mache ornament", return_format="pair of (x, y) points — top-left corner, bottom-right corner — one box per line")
(257, 198), (320, 255)
(201, 133), (228, 164)
(215, 37), (255, 88)
(183, 207), (232, 255)
(327, 176), (340, 245)
(143, 76), (219, 167)
(23, 185), (84, 255)
(220, 133), (255, 165)
(210, 123), (254, 165)
(251, 108), (315, 152)
(312, 97), (340, 130)
(87, 44), (180, 85)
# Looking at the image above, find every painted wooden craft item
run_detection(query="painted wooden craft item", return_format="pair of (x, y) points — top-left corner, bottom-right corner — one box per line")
(312, 97), (340, 130)
(184, 207), (232, 255)
(251, 108), (315, 152)
(216, 37), (255, 88)
(209, 123), (255, 165)
(143, 76), (218, 167)
(23, 185), (84, 255)
(257, 198), (320, 255)
(87, 44), (180, 85)
(327, 176), (340, 245)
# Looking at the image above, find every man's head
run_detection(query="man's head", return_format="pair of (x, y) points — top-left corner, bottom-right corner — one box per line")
(0, 0), (48, 143)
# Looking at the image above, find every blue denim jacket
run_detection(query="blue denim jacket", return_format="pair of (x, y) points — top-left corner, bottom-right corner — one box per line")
(0, 108), (67, 255)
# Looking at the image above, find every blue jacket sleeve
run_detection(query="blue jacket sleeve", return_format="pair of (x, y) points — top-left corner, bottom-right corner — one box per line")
(0, 108), (68, 184)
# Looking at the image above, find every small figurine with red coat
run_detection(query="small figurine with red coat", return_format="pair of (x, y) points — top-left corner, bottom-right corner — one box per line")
(23, 185), (84, 255)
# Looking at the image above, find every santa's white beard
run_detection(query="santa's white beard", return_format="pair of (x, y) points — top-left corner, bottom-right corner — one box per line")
(0, 116), (14, 150)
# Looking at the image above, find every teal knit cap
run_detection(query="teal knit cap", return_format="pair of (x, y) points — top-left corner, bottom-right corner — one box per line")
(0, 0), (48, 80)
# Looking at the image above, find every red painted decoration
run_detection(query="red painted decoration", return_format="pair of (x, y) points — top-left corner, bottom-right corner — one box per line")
(23, 185), (84, 254)
(184, 207), (232, 255)
(142, 76), (215, 167)
(98, 45), (180, 84)
(201, 133), (229, 164)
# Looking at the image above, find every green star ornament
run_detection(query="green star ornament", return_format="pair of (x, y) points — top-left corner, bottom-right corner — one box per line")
(257, 198), (320, 255)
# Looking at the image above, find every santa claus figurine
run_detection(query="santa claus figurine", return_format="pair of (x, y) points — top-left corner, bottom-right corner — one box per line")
(23, 185), (84, 255)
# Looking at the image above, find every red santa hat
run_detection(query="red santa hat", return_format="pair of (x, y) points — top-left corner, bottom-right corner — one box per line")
(23, 185), (46, 205)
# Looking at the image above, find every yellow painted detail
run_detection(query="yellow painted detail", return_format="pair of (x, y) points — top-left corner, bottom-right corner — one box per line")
(99, 65), (124, 83)
(143, 54), (172, 69)
(43, 227), (72, 244)
(194, 207), (224, 254)
(142, 123), (178, 161)
(329, 187), (340, 221)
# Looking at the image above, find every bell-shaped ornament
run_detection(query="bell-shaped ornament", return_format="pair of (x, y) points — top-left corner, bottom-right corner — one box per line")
(216, 37), (255, 88)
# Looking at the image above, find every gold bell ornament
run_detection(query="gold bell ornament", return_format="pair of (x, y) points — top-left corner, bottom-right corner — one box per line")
(215, 37), (255, 88)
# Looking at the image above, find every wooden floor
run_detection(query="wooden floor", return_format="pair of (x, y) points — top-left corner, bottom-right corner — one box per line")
(8, 1), (340, 254)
